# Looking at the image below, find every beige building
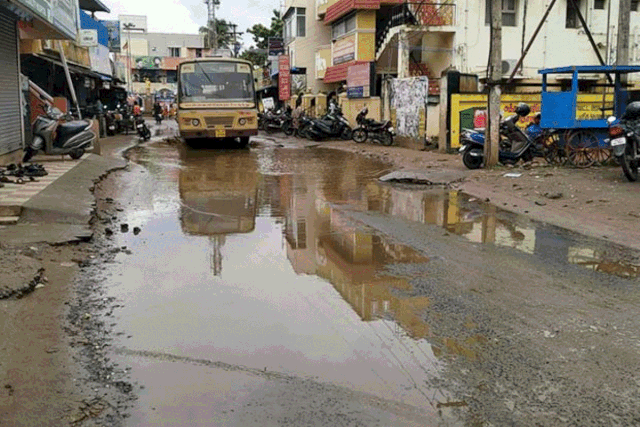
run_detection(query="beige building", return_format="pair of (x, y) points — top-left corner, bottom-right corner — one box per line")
(283, 0), (335, 95)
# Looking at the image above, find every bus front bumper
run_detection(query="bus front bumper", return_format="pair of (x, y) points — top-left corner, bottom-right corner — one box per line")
(181, 129), (258, 139)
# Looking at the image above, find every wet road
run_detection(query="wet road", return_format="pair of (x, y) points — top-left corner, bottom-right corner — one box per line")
(97, 140), (640, 426)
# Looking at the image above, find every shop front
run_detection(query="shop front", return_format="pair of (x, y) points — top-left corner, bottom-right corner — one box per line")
(0, 0), (79, 165)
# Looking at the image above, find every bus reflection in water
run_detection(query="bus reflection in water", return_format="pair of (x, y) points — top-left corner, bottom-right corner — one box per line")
(178, 150), (258, 275)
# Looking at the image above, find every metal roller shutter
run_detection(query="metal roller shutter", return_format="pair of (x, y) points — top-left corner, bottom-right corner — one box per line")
(0, 7), (22, 157)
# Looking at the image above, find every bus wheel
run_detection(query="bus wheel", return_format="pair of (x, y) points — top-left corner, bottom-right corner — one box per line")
(238, 137), (250, 148)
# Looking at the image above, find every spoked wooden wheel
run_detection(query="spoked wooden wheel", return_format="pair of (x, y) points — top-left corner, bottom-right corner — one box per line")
(541, 133), (567, 165)
(566, 130), (598, 168)
(590, 148), (612, 166)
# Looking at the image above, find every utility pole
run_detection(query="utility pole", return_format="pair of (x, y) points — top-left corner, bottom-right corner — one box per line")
(617, 0), (631, 83)
(123, 22), (135, 95)
(226, 24), (243, 57)
(486, 0), (502, 167)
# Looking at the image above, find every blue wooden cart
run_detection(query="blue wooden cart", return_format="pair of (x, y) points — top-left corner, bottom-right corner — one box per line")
(538, 65), (640, 167)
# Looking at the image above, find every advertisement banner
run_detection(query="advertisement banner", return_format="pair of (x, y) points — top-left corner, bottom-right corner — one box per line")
(103, 20), (121, 52)
(333, 35), (355, 65)
(346, 62), (371, 98)
(278, 55), (290, 101)
(16, 0), (79, 39)
(89, 44), (112, 76)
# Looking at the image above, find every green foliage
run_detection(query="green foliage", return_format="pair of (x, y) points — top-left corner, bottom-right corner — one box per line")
(242, 9), (282, 67)
(199, 19), (238, 49)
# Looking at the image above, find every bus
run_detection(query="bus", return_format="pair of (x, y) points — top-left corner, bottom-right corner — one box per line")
(176, 58), (258, 147)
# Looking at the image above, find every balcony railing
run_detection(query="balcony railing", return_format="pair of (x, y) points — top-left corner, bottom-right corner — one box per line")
(376, 2), (456, 54)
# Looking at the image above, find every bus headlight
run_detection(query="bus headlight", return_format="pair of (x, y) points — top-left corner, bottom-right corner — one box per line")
(191, 119), (200, 127)
(238, 118), (247, 126)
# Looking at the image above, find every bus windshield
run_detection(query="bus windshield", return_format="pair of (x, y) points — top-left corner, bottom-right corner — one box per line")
(179, 61), (255, 104)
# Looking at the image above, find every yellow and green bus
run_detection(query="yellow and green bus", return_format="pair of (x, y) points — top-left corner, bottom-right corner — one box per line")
(177, 57), (258, 147)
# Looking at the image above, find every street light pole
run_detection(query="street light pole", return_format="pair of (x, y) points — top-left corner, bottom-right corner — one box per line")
(123, 23), (135, 95)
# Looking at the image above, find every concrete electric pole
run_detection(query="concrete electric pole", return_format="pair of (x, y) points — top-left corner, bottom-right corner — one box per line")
(617, 0), (630, 83)
(486, 0), (502, 167)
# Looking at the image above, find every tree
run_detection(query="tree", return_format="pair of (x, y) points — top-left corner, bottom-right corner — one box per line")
(241, 10), (282, 65)
(199, 19), (237, 49)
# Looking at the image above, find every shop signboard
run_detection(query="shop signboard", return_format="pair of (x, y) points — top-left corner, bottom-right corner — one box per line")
(278, 55), (290, 101)
(89, 44), (112, 76)
(16, 0), (79, 39)
(103, 20), (121, 52)
(78, 29), (98, 47)
(333, 35), (355, 65)
(346, 62), (372, 98)
(268, 38), (284, 59)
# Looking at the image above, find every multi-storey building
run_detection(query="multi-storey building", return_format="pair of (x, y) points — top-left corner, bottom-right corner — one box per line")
(291, 0), (640, 99)
(114, 15), (212, 94)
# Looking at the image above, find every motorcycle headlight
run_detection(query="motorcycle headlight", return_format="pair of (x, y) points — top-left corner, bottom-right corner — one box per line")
(238, 118), (247, 126)
(191, 119), (200, 127)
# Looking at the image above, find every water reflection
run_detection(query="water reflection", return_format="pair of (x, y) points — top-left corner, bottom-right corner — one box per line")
(178, 149), (258, 275)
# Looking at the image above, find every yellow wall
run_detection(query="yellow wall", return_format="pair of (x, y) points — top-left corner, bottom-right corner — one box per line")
(449, 93), (615, 148)
(357, 33), (375, 62)
(356, 10), (376, 29)
(315, 46), (331, 79)
(339, 95), (382, 127)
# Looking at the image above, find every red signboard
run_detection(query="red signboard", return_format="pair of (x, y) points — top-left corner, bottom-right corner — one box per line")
(278, 55), (291, 101)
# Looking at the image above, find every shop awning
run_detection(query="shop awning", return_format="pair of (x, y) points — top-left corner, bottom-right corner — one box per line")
(27, 54), (111, 80)
(324, 60), (370, 83)
(79, 0), (110, 13)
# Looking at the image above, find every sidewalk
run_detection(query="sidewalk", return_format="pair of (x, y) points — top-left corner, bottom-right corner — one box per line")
(0, 142), (128, 245)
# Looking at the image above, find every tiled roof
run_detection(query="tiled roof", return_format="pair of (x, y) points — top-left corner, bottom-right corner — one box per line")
(324, 0), (403, 24)
(324, 60), (370, 83)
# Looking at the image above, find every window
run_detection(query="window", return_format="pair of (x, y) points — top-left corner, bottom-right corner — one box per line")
(566, 0), (583, 28)
(633, 0), (639, 12)
(169, 47), (181, 57)
(485, 0), (517, 27)
(284, 7), (306, 43)
(332, 13), (356, 39)
(594, 0), (605, 9)
(195, 48), (203, 58)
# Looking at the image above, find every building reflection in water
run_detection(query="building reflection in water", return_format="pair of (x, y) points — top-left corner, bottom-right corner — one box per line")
(178, 149), (258, 276)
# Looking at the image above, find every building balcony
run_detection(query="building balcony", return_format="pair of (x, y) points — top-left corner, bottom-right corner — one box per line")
(376, 2), (456, 56)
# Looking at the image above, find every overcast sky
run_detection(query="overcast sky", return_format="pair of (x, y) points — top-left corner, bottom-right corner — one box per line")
(98, 0), (280, 47)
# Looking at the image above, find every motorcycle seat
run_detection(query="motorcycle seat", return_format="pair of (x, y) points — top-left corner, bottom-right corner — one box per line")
(58, 121), (90, 139)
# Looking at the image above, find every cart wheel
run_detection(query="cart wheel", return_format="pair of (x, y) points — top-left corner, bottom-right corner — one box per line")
(590, 148), (612, 166)
(542, 133), (567, 165)
(566, 130), (597, 168)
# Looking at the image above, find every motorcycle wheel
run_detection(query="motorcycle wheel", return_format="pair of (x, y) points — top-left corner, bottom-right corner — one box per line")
(144, 128), (151, 141)
(340, 128), (353, 140)
(22, 147), (36, 163)
(352, 128), (367, 143)
(621, 142), (639, 182)
(380, 131), (393, 146)
(69, 148), (85, 160)
(462, 149), (483, 170)
(284, 123), (295, 136)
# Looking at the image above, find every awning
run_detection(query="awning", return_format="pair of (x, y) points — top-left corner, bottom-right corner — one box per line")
(79, 0), (110, 13)
(324, 60), (370, 83)
(28, 54), (111, 80)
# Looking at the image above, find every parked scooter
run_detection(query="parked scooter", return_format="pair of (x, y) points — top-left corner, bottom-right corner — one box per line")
(608, 101), (640, 181)
(459, 103), (536, 169)
(23, 104), (95, 163)
(105, 110), (118, 136)
(352, 107), (395, 146)
(263, 107), (294, 135)
(304, 101), (352, 141)
(135, 115), (151, 141)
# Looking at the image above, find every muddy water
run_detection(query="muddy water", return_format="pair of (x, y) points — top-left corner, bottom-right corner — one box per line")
(103, 143), (639, 425)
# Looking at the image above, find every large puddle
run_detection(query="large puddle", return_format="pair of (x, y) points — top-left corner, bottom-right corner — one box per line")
(102, 143), (640, 425)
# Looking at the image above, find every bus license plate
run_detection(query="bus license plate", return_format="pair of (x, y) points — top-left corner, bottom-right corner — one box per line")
(215, 129), (226, 137)
(610, 137), (626, 146)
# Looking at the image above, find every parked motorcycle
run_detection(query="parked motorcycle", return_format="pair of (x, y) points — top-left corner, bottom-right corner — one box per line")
(105, 110), (118, 136)
(135, 116), (151, 141)
(23, 104), (95, 163)
(352, 107), (395, 146)
(304, 102), (352, 141)
(263, 107), (294, 135)
(459, 103), (537, 169)
(608, 101), (640, 181)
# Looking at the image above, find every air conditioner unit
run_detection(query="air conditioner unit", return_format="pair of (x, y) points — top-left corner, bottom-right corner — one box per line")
(501, 59), (519, 75)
